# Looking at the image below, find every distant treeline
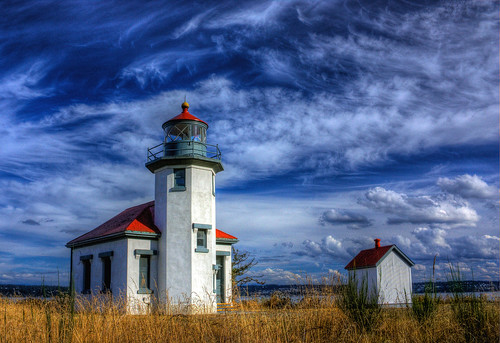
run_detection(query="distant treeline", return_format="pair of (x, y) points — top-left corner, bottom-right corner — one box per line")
(238, 281), (499, 297)
(0, 284), (69, 297)
(0, 281), (498, 298)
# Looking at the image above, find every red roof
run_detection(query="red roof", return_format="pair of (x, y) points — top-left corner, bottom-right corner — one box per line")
(67, 201), (159, 246)
(345, 244), (415, 270)
(345, 245), (393, 269)
(67, 201), (237, 246)
(165, 108), (208, 126)
(216, 229), (238, 240)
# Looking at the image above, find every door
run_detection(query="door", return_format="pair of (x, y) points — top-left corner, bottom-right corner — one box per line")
(216, 256), (225, 303)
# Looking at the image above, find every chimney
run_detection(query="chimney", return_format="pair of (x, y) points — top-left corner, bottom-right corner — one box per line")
(374, 238), (381, 248)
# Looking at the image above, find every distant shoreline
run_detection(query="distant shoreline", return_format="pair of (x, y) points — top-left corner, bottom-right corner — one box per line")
(1, 281), (498, 297)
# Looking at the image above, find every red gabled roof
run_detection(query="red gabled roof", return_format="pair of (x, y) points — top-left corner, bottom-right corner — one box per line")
(165, 108), (208, 126)
(67, 201), (238, 247)
(216, 229), (237, 240)
(66, 201), (160, 247)
(345, 244), (415, 270)
(345, 245), (393, 270)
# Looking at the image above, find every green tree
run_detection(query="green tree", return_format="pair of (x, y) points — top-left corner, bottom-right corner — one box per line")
(231, 247), (265, 287)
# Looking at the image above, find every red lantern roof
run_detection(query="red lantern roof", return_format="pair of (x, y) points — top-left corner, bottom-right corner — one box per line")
(165, 102), (208, 126)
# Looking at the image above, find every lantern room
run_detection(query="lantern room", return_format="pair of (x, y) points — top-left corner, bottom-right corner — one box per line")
(161, 102), (209, 157)
(145, 101), (222, 173)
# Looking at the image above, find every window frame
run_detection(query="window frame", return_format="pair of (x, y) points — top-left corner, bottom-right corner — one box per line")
(138, 255), (152, 294)
(134, 249), (156, 294)
(195, 229), (209, 253)
(101, 256), (112, 293)
(171, 168), (186, 192)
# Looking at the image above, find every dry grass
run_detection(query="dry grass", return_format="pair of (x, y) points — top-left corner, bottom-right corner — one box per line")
(0, 292), (498, 343)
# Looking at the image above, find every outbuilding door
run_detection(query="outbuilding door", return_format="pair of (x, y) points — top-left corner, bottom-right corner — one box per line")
(216, 256), (225, 303)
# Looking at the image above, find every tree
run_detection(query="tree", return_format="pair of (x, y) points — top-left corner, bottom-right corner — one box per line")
(231, 247), (265, 287)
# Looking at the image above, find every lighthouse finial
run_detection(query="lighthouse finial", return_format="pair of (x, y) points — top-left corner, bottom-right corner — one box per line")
(181, 95), (189, 110)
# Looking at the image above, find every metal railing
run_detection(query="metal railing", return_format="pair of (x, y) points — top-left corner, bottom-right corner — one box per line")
(147, 141), (221, 162)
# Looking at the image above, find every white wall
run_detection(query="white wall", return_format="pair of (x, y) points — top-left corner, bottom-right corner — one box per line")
(216, 243), (233, 303)
(71, 239), (128, 301)
(154, 164), (218, 313)
(378, 251), (412, 304)
(126, 238), (158, 314)
(155, 167), (168, 299)
(190, 166), (217, 312)
(349, 267), (378, 301)
(155, 165), (192, 305)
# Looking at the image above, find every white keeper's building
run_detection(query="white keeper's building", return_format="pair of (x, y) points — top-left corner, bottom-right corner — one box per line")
(66, 102), (238, 313)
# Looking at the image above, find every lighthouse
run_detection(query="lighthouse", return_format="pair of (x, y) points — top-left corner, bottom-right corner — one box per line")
(66, 101), (237, 314)
(146, 101), (225, 312)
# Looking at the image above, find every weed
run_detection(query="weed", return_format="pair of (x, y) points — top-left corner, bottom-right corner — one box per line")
(336, 272), (381, 332)
(448, 263), (497, 343)
(411, 256), (439, 323)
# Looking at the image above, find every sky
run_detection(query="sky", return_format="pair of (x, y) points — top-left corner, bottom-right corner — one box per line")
(0, 0), (498, 286)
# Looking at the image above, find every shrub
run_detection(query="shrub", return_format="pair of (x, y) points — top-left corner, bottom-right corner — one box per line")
(336, 273), (381, 332)
(261, 291), (293, 309)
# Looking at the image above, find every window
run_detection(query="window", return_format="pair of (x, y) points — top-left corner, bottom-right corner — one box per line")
(83, 260), (91, 293)
(172, 168), (186, 191)
(195, 229), (208, 253)
(98, 251), (113, 293)
(139, 256), (151, 294)
(165, 123), (190, 142)
(212, 174), (215, 196)
(193, 223), (211, 253)
(102, 257), (111, 292)
(134, 249), (156, 294)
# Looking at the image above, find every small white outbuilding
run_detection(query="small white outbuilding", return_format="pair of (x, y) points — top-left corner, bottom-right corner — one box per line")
(345, 238), (414, 306)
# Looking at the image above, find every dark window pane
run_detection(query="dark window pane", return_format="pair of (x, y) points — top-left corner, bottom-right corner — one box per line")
(174, 169), (185, 187)
(139, 256), (150, 290)
(197, 230), (206, 248)
(83, 260), (91, 291)
(102, 257), (111, 291)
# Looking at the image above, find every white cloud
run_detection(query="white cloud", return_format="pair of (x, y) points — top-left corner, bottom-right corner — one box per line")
(413, 227), (450, 249)
(302, 235), (349, 260)
(359, 187), (479, 227)
(254, 267), (303, 285)
(438, 174), (497, 199)
(413, 264), (426, 271)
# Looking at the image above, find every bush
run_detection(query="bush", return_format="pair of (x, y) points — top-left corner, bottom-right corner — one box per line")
(261, 291), (293, 309)
(336, 273), (381, 332)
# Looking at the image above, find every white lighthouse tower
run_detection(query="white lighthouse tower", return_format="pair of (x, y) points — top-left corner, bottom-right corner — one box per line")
(145, 101), (223, 312)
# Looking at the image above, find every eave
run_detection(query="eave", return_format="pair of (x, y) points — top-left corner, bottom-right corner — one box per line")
(66, 230), (160, 248)
(216, 238), (239, 245)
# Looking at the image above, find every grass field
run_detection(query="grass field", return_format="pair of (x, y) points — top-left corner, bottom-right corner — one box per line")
(0, 290), (498, 343)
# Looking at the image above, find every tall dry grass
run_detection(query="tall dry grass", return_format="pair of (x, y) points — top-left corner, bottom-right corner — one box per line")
(0, 288), (498, 343)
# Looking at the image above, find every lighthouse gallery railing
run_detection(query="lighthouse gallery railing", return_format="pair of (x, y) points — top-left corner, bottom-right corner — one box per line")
(147, 142), (221, 162)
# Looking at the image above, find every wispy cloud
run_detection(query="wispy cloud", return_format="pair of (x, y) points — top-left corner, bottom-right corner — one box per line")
(319, 209), (372, 229)
(0, 0), (497, 284)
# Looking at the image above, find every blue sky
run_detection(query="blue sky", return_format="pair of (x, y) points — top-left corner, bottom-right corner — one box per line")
(0, 0), (498, 285)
